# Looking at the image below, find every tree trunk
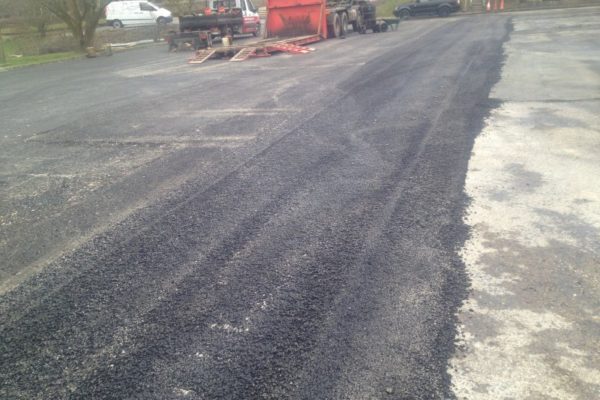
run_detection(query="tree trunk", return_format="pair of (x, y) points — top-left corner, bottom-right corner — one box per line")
(40, 0), (110, 51)
(83, 18), (100, 49)
(36, 20), (48, 37)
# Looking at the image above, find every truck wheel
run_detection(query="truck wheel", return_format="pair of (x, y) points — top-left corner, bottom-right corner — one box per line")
(438, 6), (450, 17)
(353, 15), (365, 34)
(331, 13), (341, 38)
(340, 13), (348, 38)
(399, 9), (410, 20)
(112, 20), (123, 29)
(157, 17), (167, 25)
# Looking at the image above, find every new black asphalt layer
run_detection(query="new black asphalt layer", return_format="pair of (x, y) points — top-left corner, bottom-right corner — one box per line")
(1, 15), (511, 399)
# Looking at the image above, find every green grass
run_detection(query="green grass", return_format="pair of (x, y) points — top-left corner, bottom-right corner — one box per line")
(1, 37), (17, 53)
(1, 51), (81, 68)
(1, 39), (80, 69)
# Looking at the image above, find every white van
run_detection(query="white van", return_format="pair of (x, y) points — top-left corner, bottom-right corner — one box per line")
(210, 0), (260, 35)
(106, 1), (173, 28)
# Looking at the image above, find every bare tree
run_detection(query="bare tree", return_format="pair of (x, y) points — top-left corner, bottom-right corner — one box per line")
(36, 0), (112, 49)
(0, 0), (52, 37)
(24, 1), (55, 37)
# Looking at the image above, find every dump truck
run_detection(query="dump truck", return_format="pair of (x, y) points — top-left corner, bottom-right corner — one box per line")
(266, 0), (389, 39)
(187, 0), (396, 63)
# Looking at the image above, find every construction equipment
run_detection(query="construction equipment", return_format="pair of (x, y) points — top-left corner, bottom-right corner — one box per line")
(187, 0), (395, 63)
(266, 0), (388, 39)
(166, 0), (253, 51)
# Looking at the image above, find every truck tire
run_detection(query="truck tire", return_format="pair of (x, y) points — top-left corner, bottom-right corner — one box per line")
(157, 17), (167, 25)
(352, 14), (365, 34)
(340, 13), (348, 38)
(112, 20), (123, 28)
(331, 13), (341, 38)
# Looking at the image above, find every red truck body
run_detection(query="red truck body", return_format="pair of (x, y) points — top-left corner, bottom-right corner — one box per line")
(266, 0), (329, 38)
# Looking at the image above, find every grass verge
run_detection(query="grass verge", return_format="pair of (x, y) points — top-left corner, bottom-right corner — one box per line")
(1, 50), (81, 69)
(0, 37), (81, 70)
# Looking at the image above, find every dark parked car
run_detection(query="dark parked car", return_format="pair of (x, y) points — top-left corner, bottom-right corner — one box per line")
(393, 0), (460, 18)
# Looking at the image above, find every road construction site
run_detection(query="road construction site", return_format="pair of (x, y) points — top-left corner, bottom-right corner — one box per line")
(0, 5), (598, 400)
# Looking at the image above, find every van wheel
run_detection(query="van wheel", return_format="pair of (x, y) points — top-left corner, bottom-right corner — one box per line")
(157, 17), (167, 25)
(112, 20), (123, 28)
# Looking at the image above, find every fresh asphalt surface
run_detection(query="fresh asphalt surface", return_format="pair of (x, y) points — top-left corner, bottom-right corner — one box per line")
(1, 14), (510, 399)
